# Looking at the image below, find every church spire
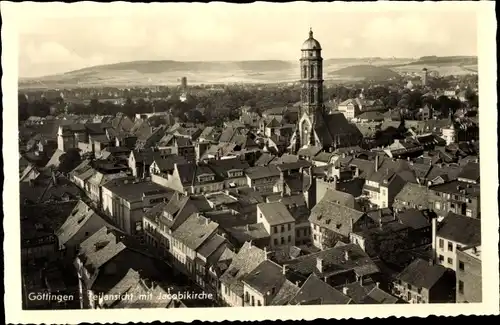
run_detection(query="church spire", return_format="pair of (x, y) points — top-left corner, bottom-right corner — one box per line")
(309, 27), (313, 39)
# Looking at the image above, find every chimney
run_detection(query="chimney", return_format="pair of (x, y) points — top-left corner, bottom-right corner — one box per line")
(264, 247), (268, 260)
(332, 175), (338, 190)
(375, 155), (379, 172)
(376, 282), (380, 288)
(344, 250), (350, 261)
(342, 287), (349, 296)
(282, 264), (287, 275)
(350, 218), (354, 231)
(431, 217), (437, 260)
(354, 167), (360, 178)
(316, 257), (323, 273)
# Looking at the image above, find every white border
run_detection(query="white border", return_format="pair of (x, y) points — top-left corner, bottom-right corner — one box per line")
(2, 1), (498, 323)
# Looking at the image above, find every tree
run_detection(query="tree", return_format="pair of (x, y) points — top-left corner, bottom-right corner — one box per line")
(58, 148), (82, 173)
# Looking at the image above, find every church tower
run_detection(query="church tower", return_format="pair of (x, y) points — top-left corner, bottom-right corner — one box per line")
(298, 28), (324, 147)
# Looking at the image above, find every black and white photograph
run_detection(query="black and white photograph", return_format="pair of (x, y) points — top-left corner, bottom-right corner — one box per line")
(2, 1), (498, 323)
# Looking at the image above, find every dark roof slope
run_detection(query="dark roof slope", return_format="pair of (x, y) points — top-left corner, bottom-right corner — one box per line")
(396, 258), (447, 289)
(437, 212), (481, 245)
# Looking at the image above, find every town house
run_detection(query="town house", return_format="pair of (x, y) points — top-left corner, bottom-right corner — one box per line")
(456, 244), (481, 303)
(219, 241), (266, 307)
(55, 200), (110, 263)
(284, 243), (380, 288)
(392, 258), (455, 303)
(363, 156), (408, 209)
(142, 193), (199, 259)
(257, 202), (296, 249)
(245, 165), (282, 194)
(242, 260), (300, 306)
(434, 212), (481, 271)
(74, 226), (167, 309)
(428, 180), (481, 219)
(309, 195), (375, 250)
(101, 178), (173, 236)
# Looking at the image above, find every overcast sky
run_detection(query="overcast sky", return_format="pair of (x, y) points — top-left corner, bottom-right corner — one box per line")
(12, 2), (478, 78)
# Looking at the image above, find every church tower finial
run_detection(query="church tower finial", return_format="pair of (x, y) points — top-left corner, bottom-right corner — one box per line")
(309, 27), (313, 38)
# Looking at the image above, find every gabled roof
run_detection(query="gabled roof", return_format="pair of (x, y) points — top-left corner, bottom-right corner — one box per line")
(286, 243), (379, 279)
(242, 260), (286, 295)
(457, 162), (480, 183)
(436, 212), (481, 245)
(289, 273), (351, 305)
(257, 202), (295, 225)
(55, 200), (109, 246)
(254, 153), (276, 166)
(309, 197), (365, 237)
(219, 242), (266, 296)
(245, 165), (280, 180)
(396, 258), (447, 289)
(172, 213), (219, 251)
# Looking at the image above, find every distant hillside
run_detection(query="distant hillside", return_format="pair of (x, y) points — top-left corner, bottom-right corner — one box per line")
(18, 56), (475, 89)
(66, 60), (296, 75)
(330, 65), (401, 80)
(383, 56), (478, 68)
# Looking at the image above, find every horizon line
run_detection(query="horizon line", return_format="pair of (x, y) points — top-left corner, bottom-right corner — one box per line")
(19, 54), (478, 80)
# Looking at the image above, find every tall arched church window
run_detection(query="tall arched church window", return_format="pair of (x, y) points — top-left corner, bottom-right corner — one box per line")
(311, 66), (315, 79)
(310, 87), (315, 104)
(303, 66), (308, 79)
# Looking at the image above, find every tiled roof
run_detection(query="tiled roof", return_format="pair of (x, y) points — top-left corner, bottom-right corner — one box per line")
(55, 200), (109, 246)
(393, 183), (438, 210)
(219, 242), (266, 296)
(437, 212), (481, 245)
(309, 197), (365, 237)
(270, 279), (301, 306)
(457, 162), (480, 182)
(285, 243), (379, 279)
(396, 258), (447, 289)
(361, 286), (399, 304)
(103, 179), (173, 202)
(289, 273), (351, 305)
(152, 154), (187, 172)
(226, 223), (270, 244)
(297, 146), (322, 158)
(334, 280), (377, 304)
(242, 260), (286, 295)
(429, 180), (480, 197)
(397, 209), (430, 230)
(257, 202), (295, 225)
(172, 213), (219, 251)
(254, 153), (276, 166)
(196, 234), (227, 259)
(78, 226), (128, 275)
(207, 159), (250, 179)
(245, 165), (280, 180)
(270, 154), (300, 165)
(319, 189), (359, 211)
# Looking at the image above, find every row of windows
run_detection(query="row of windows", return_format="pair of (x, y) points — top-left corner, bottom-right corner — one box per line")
(438, 239), (462, 253)
(438, 254), (454, 266)
(244, 291), (263, 306)
(296, 227), (310, 237)
(272, 224), (292, 234)
(273, 235), (293, 246)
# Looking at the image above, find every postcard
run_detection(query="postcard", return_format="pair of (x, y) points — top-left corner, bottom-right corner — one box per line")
(2, 1), (498, 323)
